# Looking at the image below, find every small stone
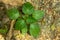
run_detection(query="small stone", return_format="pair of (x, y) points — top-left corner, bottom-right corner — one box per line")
(0, 34), (5, 40)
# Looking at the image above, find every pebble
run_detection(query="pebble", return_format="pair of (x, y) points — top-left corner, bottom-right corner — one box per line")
(0, 34), (5, 40)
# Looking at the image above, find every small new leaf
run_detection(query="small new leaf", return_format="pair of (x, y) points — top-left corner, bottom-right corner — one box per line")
(26, 16), (36, 24)
(21, 26), (27, 35)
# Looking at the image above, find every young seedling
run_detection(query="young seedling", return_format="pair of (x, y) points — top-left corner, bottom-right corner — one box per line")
(14, 2), (45, 38)
(6, 2), (45, 38)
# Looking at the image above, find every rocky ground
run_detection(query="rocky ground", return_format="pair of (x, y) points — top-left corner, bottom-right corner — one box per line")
(0, 0), (60, 40)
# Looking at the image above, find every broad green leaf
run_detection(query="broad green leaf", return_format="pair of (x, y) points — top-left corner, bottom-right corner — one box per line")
(14, 18), (27, 35)
(32, 10), (45, 20)
(26, 16), (36, 24)
(7, 8), (20, 20)
(30, 23), (40, 38)
(14, 18), (26, 30)
(22, 2), (34, 15)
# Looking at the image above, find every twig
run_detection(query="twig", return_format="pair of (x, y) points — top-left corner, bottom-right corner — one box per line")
(6, 20), (15, 40)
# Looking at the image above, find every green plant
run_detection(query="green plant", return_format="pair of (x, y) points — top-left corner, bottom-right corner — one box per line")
(5, 2), (45, 38)
(0, 29), (7, 35)
(0, 25), (8, 35)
